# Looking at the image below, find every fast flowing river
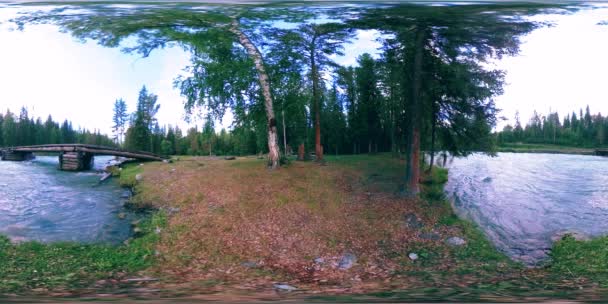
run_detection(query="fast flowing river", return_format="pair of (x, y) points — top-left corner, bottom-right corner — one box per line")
(0, 156), (135, 244)
(445, 153), (608, 265)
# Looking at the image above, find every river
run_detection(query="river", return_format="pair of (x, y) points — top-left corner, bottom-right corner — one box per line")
(445, 153), (608, 265)
(0, 156), (135, 244)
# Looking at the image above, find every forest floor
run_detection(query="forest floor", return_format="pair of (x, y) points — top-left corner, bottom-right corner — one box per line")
(497, 143), (601, 155)
(2, 154), (608, 302)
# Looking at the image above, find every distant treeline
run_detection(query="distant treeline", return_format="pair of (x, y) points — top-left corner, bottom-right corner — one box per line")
(113, 86), (261, 156)
(497, 106), (608, 147)
(0, 108), (115, 148)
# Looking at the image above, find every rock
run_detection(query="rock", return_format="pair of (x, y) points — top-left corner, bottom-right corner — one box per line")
(273, 283), (297, 292)
(99, 172), (112, 182)
(135, 174), (143, 182)
(117, 213), (126, 219)
(170, 168), (176, 173)
(165, 207), (180, 215)
(419, 232), (441, 241)
(403, 213), (424, 229)
(313, 257), (325, 264)
(224, 156), (236, 160)
(482, 177), (492, 182)
(120, 191), (131, 199)
(241, 261), (258, 268)
(551, 230), (590, 242)
(408, 253), (419, 261)
(154, 227), (162, 234)
(133, 227), (143, 235)
(338, 252), (357, 270)
(139, 163), (144, 166)
(130, 220), (141, 226)
(446, 236), (467, 247)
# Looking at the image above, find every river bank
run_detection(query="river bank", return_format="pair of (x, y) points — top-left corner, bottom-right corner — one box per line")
(1, 154), (607, 301)
(497, 143), (602, 155)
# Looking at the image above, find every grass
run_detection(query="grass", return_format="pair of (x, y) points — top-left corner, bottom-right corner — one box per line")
(0, 212), (166, 293)
(118, 162), (143, 188)
(550, 235), (608, 286)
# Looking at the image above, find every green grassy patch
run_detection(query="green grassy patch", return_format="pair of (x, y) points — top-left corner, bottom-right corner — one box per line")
(118, 163), (143, 188)
(550, 235), (608, 285)
(0, 212), (166, 293)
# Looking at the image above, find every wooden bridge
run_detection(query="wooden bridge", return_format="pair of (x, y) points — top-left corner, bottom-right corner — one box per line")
(0, 144), (166, 171)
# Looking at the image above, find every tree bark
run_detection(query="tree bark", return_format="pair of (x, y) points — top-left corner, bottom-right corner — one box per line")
(298, 143), (305, 161)
(391, 107), (397, 158)
(311, 51), (324, 162)
(404, 28), (425, 196)
(230, 19), (280, 169)
(428, 100), (437, 173)
(282, 109), (287, 155)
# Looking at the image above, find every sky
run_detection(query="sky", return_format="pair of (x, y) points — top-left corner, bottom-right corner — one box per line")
(0, 3), (607, 136)
(493, 4), (608, 129)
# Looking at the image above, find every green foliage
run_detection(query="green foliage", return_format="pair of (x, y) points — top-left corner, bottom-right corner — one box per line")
(497, 106), (608, 148)
(0, 212), (167, 293)
(420, 167), (449, 202)
(124, 86), (160, 152)
(550, 235), (608, 284)
(0, 108), (115, 148)
(112, 98), (129, 145)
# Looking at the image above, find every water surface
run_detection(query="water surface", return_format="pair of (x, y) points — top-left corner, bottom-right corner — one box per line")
(0, 156), (134, 244)
(446, 153), (608, 264)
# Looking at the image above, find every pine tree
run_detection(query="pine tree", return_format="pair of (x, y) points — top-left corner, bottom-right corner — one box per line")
(112, 98), (129, 145)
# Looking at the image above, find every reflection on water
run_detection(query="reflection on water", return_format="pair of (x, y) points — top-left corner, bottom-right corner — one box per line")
(446, 153), (608, 265)
(0, 156), (134, 244)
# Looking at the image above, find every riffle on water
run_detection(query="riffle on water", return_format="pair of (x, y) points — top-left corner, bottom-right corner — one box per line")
(0, 156), (134, 244)
(446, 153), (608, 265)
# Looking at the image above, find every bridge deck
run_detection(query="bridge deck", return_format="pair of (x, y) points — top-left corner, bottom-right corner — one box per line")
(2, 144), (166, 161)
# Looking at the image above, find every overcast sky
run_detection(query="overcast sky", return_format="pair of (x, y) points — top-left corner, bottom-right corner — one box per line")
(0, 4), (607, 135)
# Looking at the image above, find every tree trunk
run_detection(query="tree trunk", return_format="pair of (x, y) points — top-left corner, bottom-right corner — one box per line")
(404, 28), (425, 196)
(282, 109), (287, 155)
(391, 108), (397, 158)
(428, 100), (437, 173)
(298, 143), (305, 161)
(230, 19), (280, 169)
(311, 46), (324, 162)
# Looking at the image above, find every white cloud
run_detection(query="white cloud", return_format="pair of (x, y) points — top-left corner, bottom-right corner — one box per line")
(495, 6), (608, 129)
